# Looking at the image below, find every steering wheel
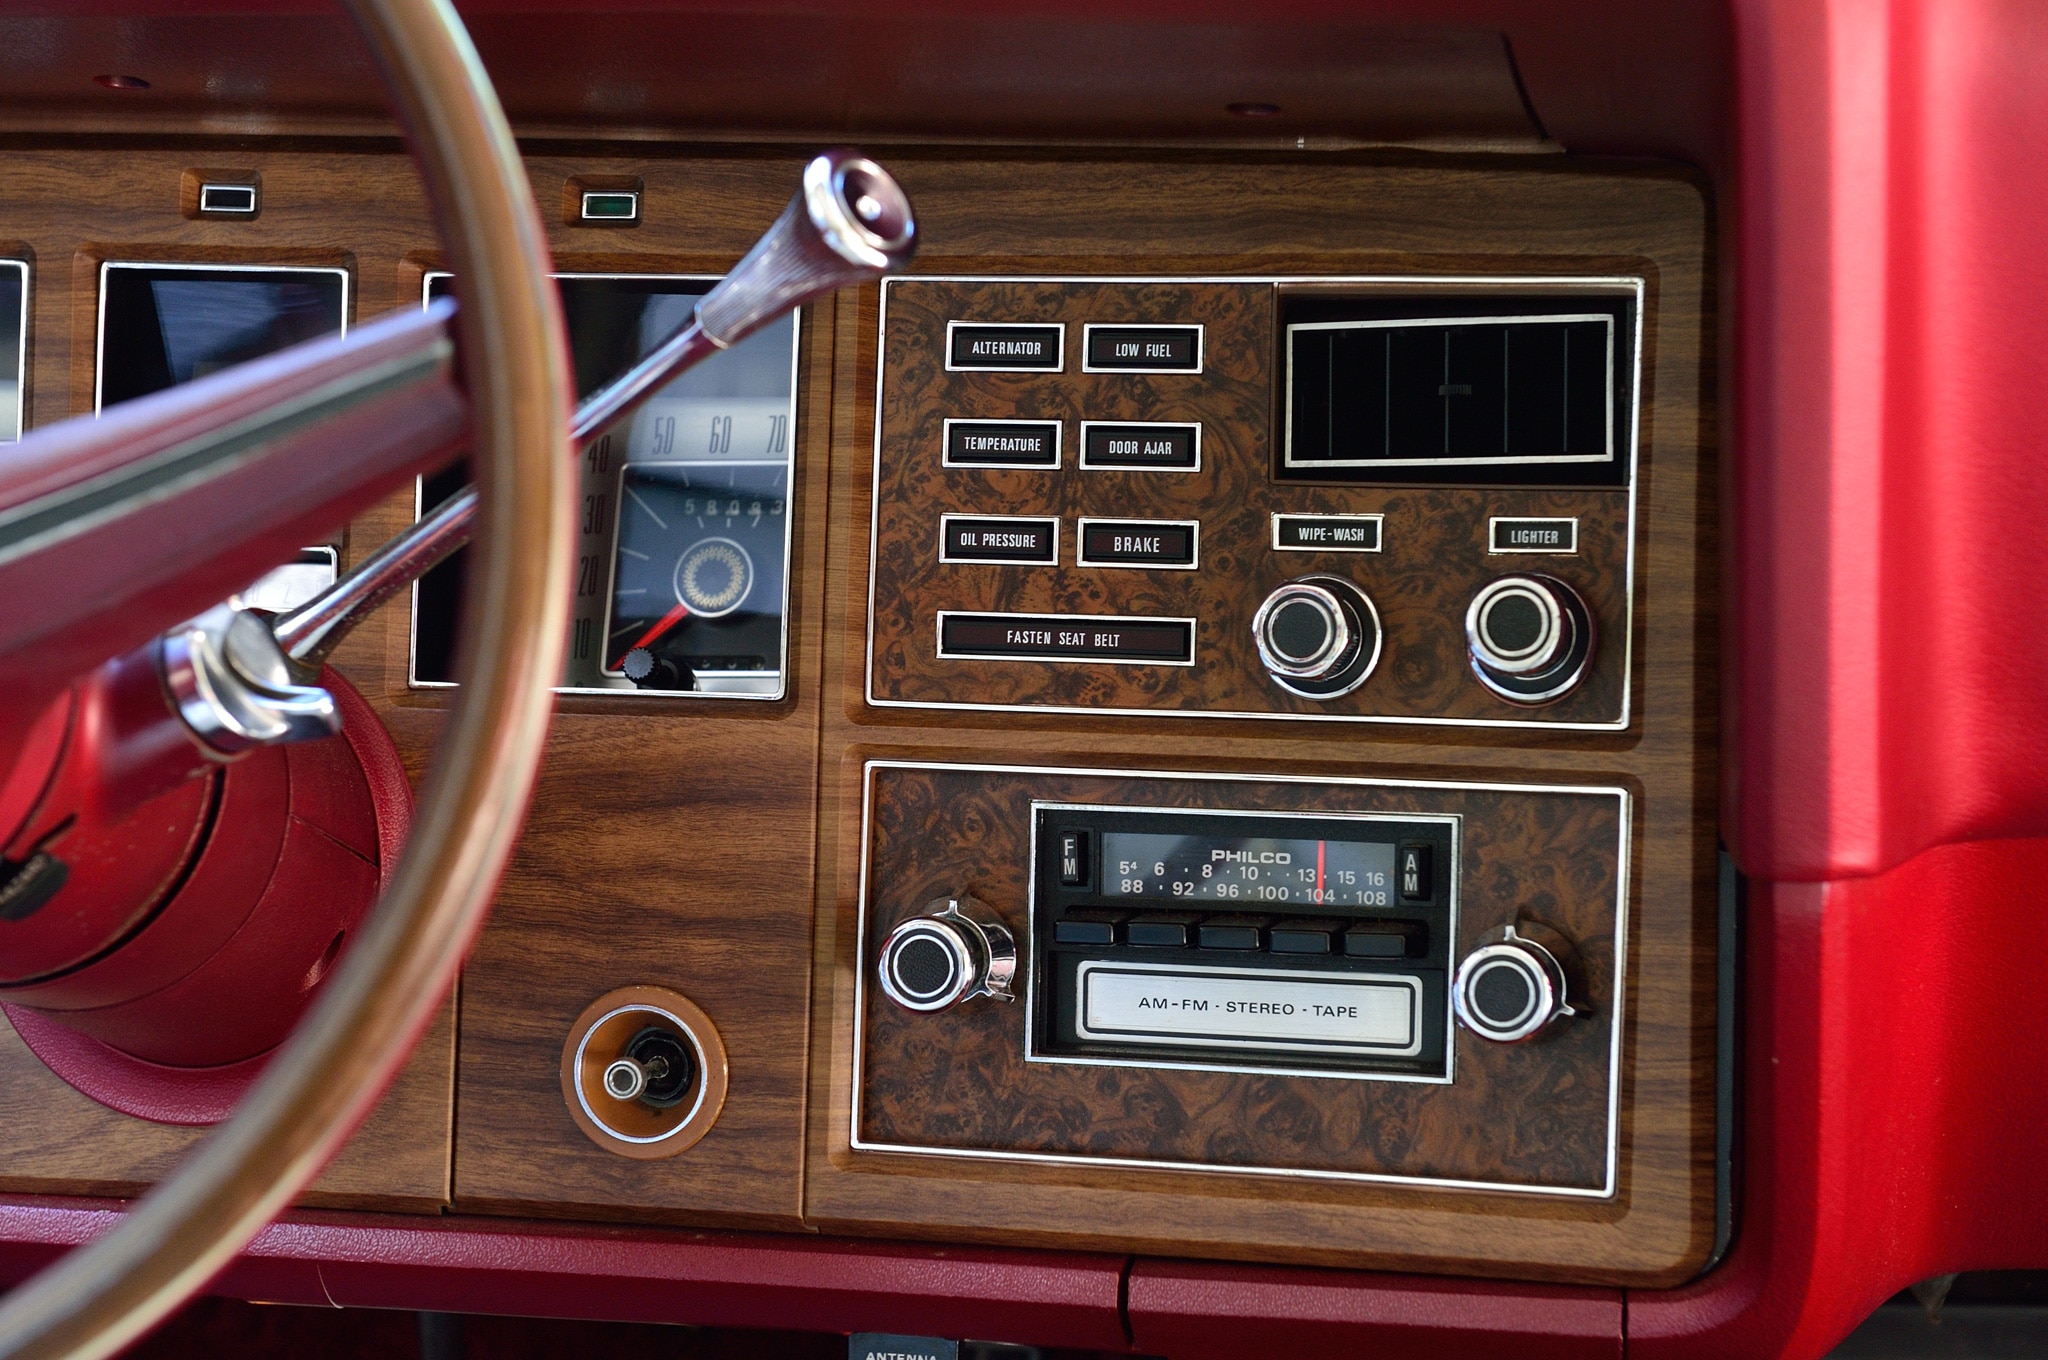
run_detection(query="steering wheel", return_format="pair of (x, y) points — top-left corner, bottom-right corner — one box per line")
(0, 1), (574, 1355)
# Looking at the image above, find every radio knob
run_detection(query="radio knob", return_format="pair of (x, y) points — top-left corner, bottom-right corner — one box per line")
(1453, 924), (1580, 1043)
(877, 895), (1017, 1012)
(1251, 576), (1381, 699)
(1464, 574), (1596, 704)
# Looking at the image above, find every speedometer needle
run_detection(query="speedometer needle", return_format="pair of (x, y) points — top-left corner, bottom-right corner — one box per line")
(612, 599), (691, 669)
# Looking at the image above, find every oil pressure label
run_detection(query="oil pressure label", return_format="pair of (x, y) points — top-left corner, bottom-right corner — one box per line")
(1075, 962), (1421, 1056)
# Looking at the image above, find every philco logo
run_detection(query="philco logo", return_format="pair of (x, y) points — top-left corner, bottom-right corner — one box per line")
(1212, 849), (1291, 864)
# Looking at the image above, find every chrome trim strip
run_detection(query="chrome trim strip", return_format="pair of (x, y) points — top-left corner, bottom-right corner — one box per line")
(1, 259), (25, 443)
(1079, 322), (1205, 375)
(1073, 516), (1199, 570)
(933, 609), (1197, 666)
(849, 759), (1629, 1200)
(408, 271), (800, 700)
(937, 513), (1060, 566)
(942, 318), (1064, 373)
(938, 417), (1061, 470)
(867, 274), (1643, 732)
(1281, 312), (1620, 468)
(1076, 419), (1201, 473)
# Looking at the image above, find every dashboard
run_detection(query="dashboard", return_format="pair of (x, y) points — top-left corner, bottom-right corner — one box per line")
(0, 144), (1718, 1287)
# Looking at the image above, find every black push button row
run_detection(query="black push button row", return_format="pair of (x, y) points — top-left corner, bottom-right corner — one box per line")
(1082, 324), (1203, 373)
(947, 322), (1063, 371)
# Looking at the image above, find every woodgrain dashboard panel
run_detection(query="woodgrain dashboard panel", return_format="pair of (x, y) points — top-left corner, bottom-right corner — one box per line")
(810, 155), (1715, 1286)
(855, 762), (1627, 1194)
(0, 142), (1716, 1285)
(868, 277), (1635, 726)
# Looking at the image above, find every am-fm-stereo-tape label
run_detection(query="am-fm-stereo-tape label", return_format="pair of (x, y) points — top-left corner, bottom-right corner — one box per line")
(1075, 961), (1423, 1056)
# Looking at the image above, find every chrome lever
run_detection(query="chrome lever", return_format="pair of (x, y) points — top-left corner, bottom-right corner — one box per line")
(264, 148), (915, 685)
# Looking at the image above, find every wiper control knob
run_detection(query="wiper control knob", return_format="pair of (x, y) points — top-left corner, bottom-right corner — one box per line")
(1251, 576), (1381, 699)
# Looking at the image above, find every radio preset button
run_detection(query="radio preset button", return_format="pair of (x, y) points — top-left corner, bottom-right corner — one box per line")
(1126, 913), (1201, 948)
(1269, 919), (1342, 955)
(1343, 923), (1421, 959)
(1053, 910), (1126, 946)
(1197, 915), (1270, 950)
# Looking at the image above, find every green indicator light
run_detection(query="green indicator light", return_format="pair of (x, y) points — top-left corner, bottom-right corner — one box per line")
(581, 192), (639, 221)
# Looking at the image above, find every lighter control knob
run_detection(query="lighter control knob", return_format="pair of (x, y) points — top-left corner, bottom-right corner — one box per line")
(877, 896), (1017, 1012)
(1453, 924), (1580, 1043)
(1465, 574), (1596, 704)
(1251, 576), (1382, 699)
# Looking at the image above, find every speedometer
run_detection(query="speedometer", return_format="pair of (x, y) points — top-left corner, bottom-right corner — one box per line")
(605, 462), (788, 693)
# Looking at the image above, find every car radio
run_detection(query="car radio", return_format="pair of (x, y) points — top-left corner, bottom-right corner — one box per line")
(1026, 805), (1457, 1079)
(856, 761), (1628, 1195)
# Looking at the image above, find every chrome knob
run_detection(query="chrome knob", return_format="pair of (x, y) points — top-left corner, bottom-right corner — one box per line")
(1465, 574), (1595, 704)
(877, 895), (1016, 1012)
(1251, 575), (1381, 699)
(1453, 923), (1580, 1042)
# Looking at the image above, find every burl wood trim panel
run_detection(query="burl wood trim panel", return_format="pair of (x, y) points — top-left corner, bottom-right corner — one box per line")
(810, 155), (1716, 1288)
(868, 278), (1630, 725)
(856, 764), (1624, 1193)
